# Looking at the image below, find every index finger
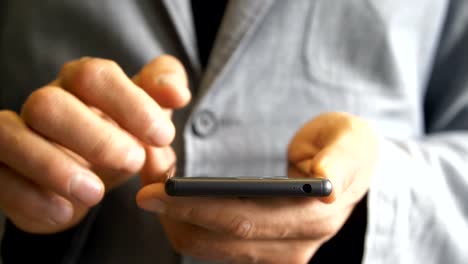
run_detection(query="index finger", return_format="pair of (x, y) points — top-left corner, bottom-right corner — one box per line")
(134, 55), (191, 109)
(59, 57), (174, 147)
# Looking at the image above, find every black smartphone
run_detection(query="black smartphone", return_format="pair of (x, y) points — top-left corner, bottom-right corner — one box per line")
(165, 177), (332, 197)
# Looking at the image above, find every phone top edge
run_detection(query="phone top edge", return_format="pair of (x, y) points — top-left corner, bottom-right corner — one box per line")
(165, 177), (333, 197)
(167, 177), (328, 182)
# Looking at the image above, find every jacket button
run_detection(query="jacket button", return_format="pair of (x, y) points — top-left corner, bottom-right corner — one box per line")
(191, 110), (218, 137)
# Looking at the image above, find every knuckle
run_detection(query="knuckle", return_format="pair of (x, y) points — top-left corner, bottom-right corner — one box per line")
(21, 87), (62, 126)
(226, 216), (254, 239)
(178, 206), (200, 222)
(88, 132), (118, 167)
(69, 58), (119, 93)
(276, 225), (292, 239)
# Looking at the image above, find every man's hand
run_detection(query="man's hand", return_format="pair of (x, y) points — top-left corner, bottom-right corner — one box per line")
(0, 55), (190, 234)
(136, 112), (378, 264)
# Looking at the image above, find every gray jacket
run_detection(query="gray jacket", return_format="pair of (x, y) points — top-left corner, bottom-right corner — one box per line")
(1, 0), (468, 263)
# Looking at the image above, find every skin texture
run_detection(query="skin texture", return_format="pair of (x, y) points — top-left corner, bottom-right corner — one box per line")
(0, 54), (379, 263)
(137, 112), (379, 264)
(0, 55), (189, 234)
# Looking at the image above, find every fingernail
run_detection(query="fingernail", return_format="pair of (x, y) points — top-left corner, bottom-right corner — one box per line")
(70, 173), (104, 206)
(146, 120), (175, 146)
(139, 198), (166, 214)
(125, 146), (145, 172)
(48, 197), (74, 225)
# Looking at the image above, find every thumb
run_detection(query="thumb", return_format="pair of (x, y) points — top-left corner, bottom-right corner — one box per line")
(288, 112), (376, 203)
(305, 143), (358, 203)
(288, 133), (357, 203)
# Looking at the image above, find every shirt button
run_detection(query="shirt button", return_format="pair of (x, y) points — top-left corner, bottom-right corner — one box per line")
(191, 110), (218, 137)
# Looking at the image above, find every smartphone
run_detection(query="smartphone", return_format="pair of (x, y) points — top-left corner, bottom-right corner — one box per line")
(165, 177), (332, 197)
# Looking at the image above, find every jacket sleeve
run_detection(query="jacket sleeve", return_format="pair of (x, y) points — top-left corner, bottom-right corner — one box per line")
(364, 1), (468, 263)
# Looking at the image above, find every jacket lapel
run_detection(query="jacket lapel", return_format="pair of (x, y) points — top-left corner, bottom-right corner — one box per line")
(162, 0), (276, 95)
(162, 0), (201, 73)
(198, 0), (276, 95)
